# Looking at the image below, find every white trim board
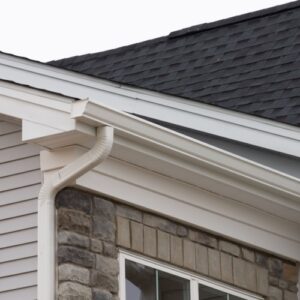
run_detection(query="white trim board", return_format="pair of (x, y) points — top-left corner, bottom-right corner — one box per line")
(0, 53), (299, 157)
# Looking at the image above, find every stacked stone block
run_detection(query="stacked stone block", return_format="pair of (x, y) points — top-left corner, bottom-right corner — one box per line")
(56, 188), (299, 300)
(56, 188), (119, 300)
(115, 205), (299, 300)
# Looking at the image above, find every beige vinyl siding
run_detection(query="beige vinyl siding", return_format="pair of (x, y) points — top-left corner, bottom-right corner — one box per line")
(0, 119), (40, 299)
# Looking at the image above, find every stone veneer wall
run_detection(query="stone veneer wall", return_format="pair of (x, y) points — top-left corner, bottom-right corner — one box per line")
(55, 188), (299, 300)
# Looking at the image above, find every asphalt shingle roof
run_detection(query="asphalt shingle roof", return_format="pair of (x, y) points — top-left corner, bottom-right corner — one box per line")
(49, 1), (300, 127)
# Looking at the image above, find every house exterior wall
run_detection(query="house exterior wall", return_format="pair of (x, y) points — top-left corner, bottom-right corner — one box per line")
(55, 188), (299, 300)
(0, 119), (40, 299)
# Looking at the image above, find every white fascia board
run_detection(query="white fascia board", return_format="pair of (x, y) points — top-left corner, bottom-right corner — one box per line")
(0, 80), (95, 146)
(72, 99), (300, 203)
(0, 80), (74, 132)
(0, 53), (299, 157)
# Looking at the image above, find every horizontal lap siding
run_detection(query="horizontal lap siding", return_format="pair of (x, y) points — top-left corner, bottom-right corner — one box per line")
(0, 156), (40, 178)
(0, 213), (37, 234)
(0, 272), (37, 300)
(0, 228), (37, 249)
(0, 122), (19, 135)
(0, 170), (40, 192)
(0, 144), (40, 164)
(0, 243), (37, 263)
(0, 120), (40, 299)
(0, 275), (37, 299)
(0, 185), (40, 206)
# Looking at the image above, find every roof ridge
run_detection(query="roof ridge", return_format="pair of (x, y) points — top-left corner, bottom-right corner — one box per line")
(169, 0), (300, 38)
(50, 1), (300, 65)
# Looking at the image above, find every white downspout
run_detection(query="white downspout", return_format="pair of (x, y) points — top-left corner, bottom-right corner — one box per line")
(37, 126), (114, 300)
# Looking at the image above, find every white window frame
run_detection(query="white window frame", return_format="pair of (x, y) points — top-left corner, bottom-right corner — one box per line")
(119, 250), (263, 300)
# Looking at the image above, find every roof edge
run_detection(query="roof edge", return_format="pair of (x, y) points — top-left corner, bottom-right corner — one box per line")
(169, 0), (299, 38)
(0, 52), (299, 158)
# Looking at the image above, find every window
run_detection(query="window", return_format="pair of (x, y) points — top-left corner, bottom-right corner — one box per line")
(126, 260), (190, 300)
(119, 251), (263, 300)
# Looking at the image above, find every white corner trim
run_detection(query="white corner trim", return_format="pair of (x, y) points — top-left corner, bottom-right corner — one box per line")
(0, 53), (299, 157)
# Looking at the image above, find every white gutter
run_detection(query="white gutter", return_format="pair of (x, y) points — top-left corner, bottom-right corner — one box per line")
(37, 125), (114, 300)
(72, 99), (300, 199)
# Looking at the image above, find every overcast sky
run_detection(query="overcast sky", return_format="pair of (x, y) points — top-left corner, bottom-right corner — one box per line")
(1, 0), (293, 62)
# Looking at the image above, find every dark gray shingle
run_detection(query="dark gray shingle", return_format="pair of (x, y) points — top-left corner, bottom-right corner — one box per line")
(49, 1), (300, 127)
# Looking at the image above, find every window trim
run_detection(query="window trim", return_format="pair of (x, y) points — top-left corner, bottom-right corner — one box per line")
(119, 250), (263, 300)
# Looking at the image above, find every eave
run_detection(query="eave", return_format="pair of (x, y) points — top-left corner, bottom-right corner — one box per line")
(0, 52), (299, 157)
(72, 99), (300, 218)
(1, 78), (300, 261)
